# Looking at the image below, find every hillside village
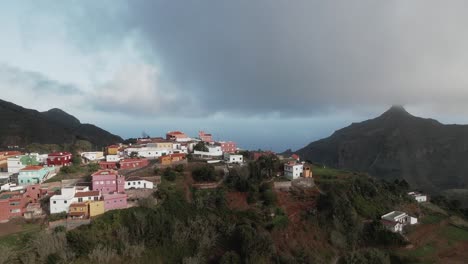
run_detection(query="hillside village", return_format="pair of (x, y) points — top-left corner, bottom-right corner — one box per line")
(0, 130), (467, 263)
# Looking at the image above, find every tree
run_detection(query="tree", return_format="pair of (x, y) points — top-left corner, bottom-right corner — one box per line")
(163, 167), (176, 181)
(192, 165), (217, 182)
(194, 142), (208, 152)
(73, 140), (93, 152)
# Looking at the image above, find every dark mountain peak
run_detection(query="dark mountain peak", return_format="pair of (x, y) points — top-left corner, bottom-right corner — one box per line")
(0, 99), (122, 148)
(381, 105), (411, 118)
(42, 108), (81, 128)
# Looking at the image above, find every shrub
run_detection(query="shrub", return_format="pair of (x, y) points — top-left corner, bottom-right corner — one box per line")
(174, 164), (185, 173)
(163, 167), (177, 181)
(192, 165), (217, 182)
(48, 212), (67, 222)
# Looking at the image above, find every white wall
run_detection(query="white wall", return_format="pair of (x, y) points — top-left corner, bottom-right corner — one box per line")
(284, 164), (303, 180)
(106, 155), (121, 162)
(224, 154), (243, 163)
(7, 157), (24, 173)
(137, 148), (172, 158)
(125, 180), (154, 189)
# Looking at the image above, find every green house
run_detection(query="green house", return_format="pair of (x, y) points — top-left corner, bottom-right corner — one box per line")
(18, 166), (55, 185)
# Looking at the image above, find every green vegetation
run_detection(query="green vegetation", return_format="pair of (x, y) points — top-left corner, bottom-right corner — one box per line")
(192, 165), (220, 182)
(421, 213), (446, 224)
(162, 167), (177, 181)
(440, 225), (468, 242)
(193, 141), (208, 152)
(315, 174), (410, 255)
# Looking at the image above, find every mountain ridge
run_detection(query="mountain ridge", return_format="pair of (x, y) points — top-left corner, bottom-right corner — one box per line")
(296, 106), (468, 194)
(0, 99), (123, 148)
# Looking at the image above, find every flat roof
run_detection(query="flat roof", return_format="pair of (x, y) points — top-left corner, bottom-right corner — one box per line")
(383, 211), (407, 219)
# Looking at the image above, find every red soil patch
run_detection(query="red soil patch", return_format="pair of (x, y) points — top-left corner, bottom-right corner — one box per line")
(406, 221), (448, 247)
(0, 220), (24, 236)
(275, 189), (318, 224)
(438, 241), (468, 263)
(226, 192), (249, 211)
(271, 189), (333, 256)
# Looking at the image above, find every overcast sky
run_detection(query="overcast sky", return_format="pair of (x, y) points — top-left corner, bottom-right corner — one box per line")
(2, 1), (468, 151)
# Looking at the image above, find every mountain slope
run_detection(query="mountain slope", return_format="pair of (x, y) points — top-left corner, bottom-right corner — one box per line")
(296, 106), (468, 193)
(0, 99), (122, 148)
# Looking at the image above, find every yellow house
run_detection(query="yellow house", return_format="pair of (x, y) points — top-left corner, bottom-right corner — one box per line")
(87, 200), (105, 217)
(155, 142), (173, 149)
(106, 145), (119, 155)
(159, 155), (172, 165)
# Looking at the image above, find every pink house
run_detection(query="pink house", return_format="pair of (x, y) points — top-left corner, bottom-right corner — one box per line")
(91, 170), (125, 194)
(103, 193), (127, 211)
(199, 131), (213, 142)
(218, 141), (237, 153)
(0, 185), (42, 222)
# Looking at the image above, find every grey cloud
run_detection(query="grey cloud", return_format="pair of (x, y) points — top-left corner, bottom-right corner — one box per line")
(0, 64), (82, 95)
(114, 0), (468, 116)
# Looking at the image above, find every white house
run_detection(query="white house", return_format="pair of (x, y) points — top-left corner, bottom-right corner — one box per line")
(50, 186), (91, 214)
(408, 192), (427, 203)
(381, 211), (418, 232)
(7, 156), (25, 173)
(139, 148), (173, 158)
(72, 190), (100, 203)
(284, 162), (304, 180)
(0, 183), (23, 191)
(81, 152), (104, 161)
(194, 146), (223, 157)
(125, 177), (154, 189)
(106, 155), (121, 162)
(224, 153), (243, 164)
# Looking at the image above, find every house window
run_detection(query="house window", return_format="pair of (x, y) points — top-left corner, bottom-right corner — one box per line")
(78, 198), (83, 202)
(64, 200), (67, 204)
(133, 182), (136, 185)
(94, 197), (98, 201)
(53, 201), (56, 204)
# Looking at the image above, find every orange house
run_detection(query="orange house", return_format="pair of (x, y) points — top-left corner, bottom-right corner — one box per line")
(170, 153), (186, 162)
(159, 155), (172, 165)
(303, 164), (313, 178)
(69, 203), (89, 218)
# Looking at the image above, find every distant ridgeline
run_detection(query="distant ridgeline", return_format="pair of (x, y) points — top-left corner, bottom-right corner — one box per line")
(0, 99), (122, 148)
(296, 106), (468, 195)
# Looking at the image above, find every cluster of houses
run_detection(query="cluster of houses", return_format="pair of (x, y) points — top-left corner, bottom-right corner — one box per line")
(380, 191), (428, 233)
(0, 152), (72, 191)
(95, 130), (241, 168)
(50, 170), (134, 218)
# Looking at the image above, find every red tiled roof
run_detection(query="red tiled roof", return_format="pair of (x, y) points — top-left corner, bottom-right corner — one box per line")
(120, 158), (146, 163)
(69, 202), (87, 207)
(107, 145), (119, 148)
(48, 152), (72, 156)
(74, 191), (100, 198)
(170, 153), (186, 158)
(20, 165), (44, 171)
(92, 169), (118, 176)
(291, 154), (300, 160)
